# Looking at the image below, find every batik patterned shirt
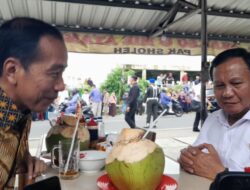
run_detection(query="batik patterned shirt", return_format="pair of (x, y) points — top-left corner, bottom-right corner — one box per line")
(0, 88), (31, 189)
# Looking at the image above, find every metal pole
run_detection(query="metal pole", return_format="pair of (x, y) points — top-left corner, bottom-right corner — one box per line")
(200, 0), (208, 126)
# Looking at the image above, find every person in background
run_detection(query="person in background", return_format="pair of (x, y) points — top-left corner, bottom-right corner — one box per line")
(166, 72), (175, 85)
(102, 91), (110, 116)
(160, 88), (172, 112)
(155, 75), (162, 87)
(178, 92), (188, 113)
(184, 92), (192, 113)
(181, 72), (189, 84)
(191, 79), (205, 132)
(194, 75), (201, 85)
(65, 89), (80, 114)
(144, 78), (160, 128)
(0, 17), (67, 188)
(108, 92), (117, 117)
(82, 89), (90, 106)
(125, 76), (140, 128)
(89, 84), (102, 117)
(121, 91), (128, 114)
(87, 77), (94, 87)
(179, 48), (250, 180)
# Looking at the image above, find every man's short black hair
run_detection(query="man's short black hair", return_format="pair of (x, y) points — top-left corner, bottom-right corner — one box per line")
(131, 75), (138, 81)
(210, 48), (250, 81)
(0, 17), (64, 76)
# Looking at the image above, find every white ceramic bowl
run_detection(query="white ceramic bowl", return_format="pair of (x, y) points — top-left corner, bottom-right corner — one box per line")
(79, 150), (107, 173)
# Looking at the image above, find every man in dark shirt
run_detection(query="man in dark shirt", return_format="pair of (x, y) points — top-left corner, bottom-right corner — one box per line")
(125, 76), (140, 128)
(144, 78), (160, 128)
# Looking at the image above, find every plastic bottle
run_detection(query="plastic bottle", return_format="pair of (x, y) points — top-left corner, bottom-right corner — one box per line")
(98, 117), (106, 142)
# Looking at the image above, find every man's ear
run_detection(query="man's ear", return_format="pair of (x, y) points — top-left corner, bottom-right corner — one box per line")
(2, 58), (23, 85)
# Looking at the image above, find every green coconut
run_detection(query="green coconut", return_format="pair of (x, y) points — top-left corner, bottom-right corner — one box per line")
(105, 128), (165, 190)
(46, 124), (90, 152)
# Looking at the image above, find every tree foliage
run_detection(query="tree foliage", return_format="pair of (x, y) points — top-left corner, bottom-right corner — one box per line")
(100, 67), (134, 102)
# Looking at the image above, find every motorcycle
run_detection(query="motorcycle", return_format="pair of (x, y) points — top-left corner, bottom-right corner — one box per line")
(82, 105), (94, 120)
(58, 102), (68, 113)
(207, 99), (220, 113)
(158, 99), (184, 117)
(58, 101), (94, 119)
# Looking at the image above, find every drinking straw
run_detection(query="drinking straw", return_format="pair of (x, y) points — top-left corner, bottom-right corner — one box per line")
(36, 134), (45, 158)
(142, 108), (167, 139)
(64, 116), (80, 174)
(36, 134), (47, 177)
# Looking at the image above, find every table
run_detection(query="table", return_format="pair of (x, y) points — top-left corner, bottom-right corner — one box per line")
(38, 157), (212, 190)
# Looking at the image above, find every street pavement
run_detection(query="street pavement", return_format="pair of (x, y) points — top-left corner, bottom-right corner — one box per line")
(29, 112), (196, 138)
(29, 112), (200, 161)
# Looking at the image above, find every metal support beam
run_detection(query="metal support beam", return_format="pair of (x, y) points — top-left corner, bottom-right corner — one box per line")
(151, 8), (201, 37)
(56, 25), (250, 43)
(56, 25), (147, 36)
(200, 0), (208, 126)
(179, 0), (198, 9)
(1, 18), (250, 43)
(44, 0), (250, 19)
(163, 32), (250, 43)
(161, 0), (181, 28)
(43, 0), (171, 11)
(208, 9), (250, 19)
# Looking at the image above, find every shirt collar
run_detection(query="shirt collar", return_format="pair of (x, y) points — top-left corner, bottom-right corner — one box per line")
(0, 87), (28, 129)
(217, 109), (250, 127)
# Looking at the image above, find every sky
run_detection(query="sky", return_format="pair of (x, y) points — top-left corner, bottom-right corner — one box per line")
(63, 52), (214, 88)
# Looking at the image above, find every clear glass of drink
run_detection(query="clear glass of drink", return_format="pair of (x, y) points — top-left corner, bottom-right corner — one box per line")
(52, 139), (80, 180)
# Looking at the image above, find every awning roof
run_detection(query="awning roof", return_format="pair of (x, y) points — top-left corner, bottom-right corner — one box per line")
(1, 0), (250, 42)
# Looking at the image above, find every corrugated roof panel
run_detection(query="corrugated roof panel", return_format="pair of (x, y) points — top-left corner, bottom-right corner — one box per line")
(209, 17), (238, 34)
(207, 16), (250, 36)
(27, 0), (42, 19)
(0, 0), (250, 42)
(146, 11), (168, 31)
(100, 6), (123, 29)
(10, 0), (27, 17)
(113, 8), (136, 29)
(135, 9), (165, 31)
(143, 10), (165, 32)
(207, 0), (250, 11)
(125, 9), (145, 30)
(167, 12), (250, 37)
(41, 1), (54, 24)
(0, 0), (13, 19)
(162, 12), (198, 33)
(67, 3), (81, 25)
(78, 4), (95, 27)
(89, 6), (106, 28)
(54, 2), (66, 25)
(93, 6), (119, 28)
(0, 7), (3, 19)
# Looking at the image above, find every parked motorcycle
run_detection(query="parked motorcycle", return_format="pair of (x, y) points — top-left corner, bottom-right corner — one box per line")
(58, 102), (68, 113)
(207, 100), (220, 113)
(158, 99), (184, 117)
(82, 105), (94, 120)
(58, 101), (94, 119)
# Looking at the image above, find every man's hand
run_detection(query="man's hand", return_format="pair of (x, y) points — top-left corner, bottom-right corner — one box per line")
(190, 143), (225, 180)
(178, 145), (201, 174)
(179, 144), (225, 180)
(26, 156), (48, 183)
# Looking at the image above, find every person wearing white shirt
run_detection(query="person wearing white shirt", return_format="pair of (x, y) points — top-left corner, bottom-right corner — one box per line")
(193, 109), (250, 172)
(192, 82), (203, 132)
(179, 48), (250, 180)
